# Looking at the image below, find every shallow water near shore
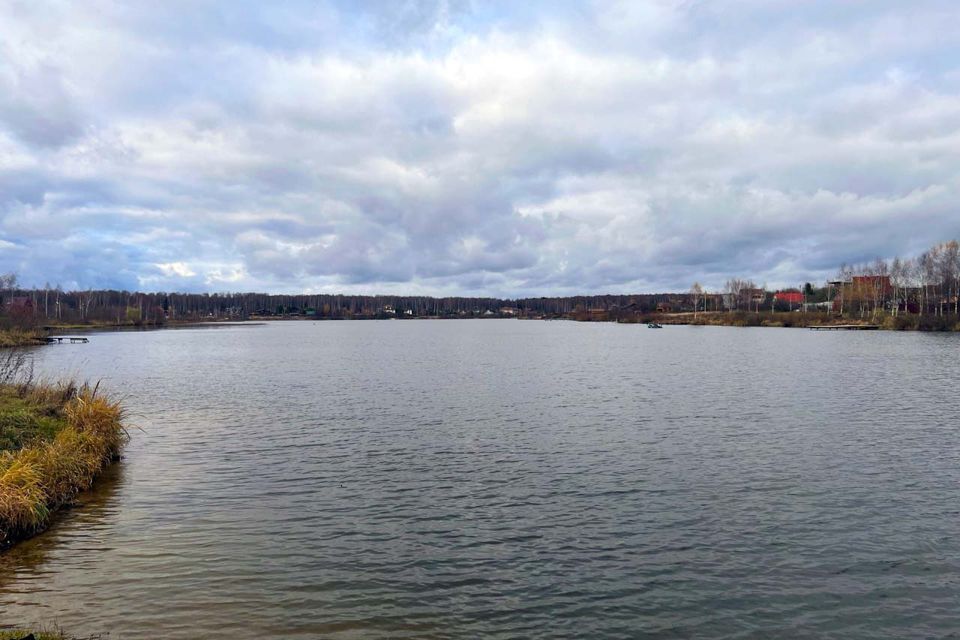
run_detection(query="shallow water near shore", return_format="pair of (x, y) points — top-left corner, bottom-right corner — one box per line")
(2, 320), (960, 638)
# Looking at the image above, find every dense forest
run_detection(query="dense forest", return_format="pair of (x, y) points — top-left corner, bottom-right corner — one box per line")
(0, 272), (683, 327)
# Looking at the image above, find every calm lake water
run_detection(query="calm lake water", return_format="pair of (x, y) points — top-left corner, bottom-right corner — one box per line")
(2, 320), (960, 638)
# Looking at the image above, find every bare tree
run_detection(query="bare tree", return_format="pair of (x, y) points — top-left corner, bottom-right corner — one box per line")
(870, 258), (889, 315)
(916, 252), (932, 317)
(0, 272), (16, 294)
(890, 257), (906, 316)
(940, 240), (960, 316)
(952, 241), (960, 315)
(724, 278), (744, 312)
(690, 282), (703, 318)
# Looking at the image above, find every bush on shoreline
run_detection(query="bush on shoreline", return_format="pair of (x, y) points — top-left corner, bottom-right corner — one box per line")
(637, 311), (833, 328)
(0, 353), (126, 549)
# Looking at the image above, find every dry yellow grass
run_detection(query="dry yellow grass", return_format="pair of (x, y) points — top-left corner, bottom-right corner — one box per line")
(0, 632), (64, 640)
(0, 329), (46, 348)
(0, 627), (92, 640)
(0, 387), (125, 548)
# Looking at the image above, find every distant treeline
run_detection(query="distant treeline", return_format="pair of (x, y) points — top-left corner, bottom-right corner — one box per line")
(2, 238), (959, 329)
(0, 274), (683, 327)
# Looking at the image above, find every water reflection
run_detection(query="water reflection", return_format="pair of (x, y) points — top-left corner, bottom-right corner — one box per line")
(0, 462), (126, 597)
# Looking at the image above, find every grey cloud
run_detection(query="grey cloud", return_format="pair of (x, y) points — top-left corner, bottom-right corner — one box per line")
(0, 60), (84, 148)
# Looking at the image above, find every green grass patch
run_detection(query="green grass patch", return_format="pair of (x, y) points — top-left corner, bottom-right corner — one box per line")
(0, 391), (69, 452)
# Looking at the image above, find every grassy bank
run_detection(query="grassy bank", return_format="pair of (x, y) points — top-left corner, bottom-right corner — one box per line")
(655, 311), (837, 328)
(635, 311), (960, 331)
(0, 330), (47, 348)
(0, 356), (126, 549)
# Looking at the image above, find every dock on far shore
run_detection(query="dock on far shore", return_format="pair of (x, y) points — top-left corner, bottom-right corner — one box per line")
(809, 324), (880, 331)
(45, 336), (90, 344)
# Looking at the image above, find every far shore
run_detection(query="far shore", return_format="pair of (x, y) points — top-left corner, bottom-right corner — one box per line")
(608, 310), (960, 331)
(0, 320), (263, 348)
(3, 309), (959, 349)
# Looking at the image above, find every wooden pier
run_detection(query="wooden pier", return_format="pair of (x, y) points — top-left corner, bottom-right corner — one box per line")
(809, 324), (880, 331)
(45, 336), (90, 344)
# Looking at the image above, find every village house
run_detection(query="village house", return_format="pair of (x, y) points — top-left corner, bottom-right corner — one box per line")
(741, 288), (766, 310)
(773, 290), (804, 305)
(852, 275), (893, 294)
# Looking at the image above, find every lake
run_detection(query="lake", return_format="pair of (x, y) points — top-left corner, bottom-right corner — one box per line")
(2, 320), (959, 638)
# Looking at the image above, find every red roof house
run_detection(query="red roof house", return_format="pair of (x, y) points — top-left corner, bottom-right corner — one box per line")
(773, 291), (804, 304)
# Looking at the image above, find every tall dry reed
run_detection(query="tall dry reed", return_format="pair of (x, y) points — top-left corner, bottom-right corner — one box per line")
(0, 386), (126, 548)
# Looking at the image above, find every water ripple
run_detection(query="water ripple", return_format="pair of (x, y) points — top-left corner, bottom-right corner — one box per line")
(2, 322), (960, 638)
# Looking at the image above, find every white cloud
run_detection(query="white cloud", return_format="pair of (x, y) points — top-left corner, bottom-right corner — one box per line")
(155, 262), (196, 278)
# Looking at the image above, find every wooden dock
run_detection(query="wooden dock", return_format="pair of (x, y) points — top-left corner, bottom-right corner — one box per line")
(45, 336), (90, 344)
(809, 324), (880, 331)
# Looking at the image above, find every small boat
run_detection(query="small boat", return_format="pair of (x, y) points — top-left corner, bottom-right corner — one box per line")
(647, 322), (663, 329)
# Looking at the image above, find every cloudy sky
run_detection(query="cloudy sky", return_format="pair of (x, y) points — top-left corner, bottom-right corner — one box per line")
(1, 1), (959, 296)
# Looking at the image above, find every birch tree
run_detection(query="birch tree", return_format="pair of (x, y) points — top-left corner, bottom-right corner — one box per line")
(690, 282), (703, 318)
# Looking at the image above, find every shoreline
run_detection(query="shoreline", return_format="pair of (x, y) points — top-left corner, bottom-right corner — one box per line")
(5, 312), (959, 349)
(0, 375), (126, 551)
(0, 330), (47, 348)
(598, 311), (960, 331)
(0, 321), (261, 348)
(0, 631), (83, 640)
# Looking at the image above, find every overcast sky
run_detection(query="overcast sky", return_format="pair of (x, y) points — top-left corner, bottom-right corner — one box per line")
(1, 1), (959, 296)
